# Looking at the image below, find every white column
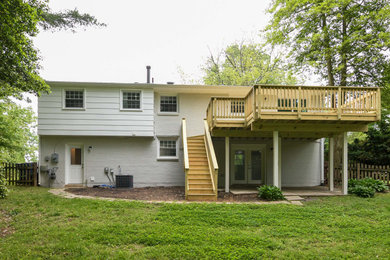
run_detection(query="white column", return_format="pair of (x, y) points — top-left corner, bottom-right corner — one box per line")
(273, 131), (280, 188)
(320, 138), (325, 184)
(225, 136), (230, 193)
(278, 137), (282, 188)
(329, 137), (334, 192)
(342, 132), (348, 195)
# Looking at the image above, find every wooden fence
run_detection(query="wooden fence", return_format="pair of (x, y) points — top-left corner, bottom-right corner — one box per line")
(325, 161), (390, 185)
(1, 163), (38, 186)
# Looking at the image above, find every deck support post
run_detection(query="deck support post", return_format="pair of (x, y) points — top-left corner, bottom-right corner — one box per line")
(329, 137), (334, 192)
(342, 132), (348, 195)
(225, 136), (230, 193)
(273, 131), (280, 188)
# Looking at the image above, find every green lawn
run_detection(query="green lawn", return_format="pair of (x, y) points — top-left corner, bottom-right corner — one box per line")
(1, 187), (389, 259)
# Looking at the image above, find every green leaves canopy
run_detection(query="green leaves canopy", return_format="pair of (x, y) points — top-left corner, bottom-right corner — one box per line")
(349, 111), (390, 165)
(0, 0), (104, 163)
(0, 0), (106, 99)
(0, 0), (48, 99)
(202, 43), (298, 86)
(265, 0), (390, 87)
(0, 101), (37, 163)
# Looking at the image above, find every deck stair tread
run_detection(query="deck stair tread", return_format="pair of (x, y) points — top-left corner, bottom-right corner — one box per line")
(186, 135), (217, 201)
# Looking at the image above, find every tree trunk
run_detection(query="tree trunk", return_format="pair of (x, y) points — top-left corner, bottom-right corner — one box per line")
(335, 6), (350, 178)
(340, 5), (348, 86)
(322, 14), (335, 86)
(323, 13), (343, 184)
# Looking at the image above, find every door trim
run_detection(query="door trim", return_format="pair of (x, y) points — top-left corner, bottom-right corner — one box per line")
(65, 144), (84, 184)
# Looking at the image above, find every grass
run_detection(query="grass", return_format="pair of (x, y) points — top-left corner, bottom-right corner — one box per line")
(0, 187), (389, 259)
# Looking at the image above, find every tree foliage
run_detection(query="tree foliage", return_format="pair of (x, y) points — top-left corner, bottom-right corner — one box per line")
(0, 0), (48, 99)
(265, 0), (390, 166)
(202, 43), (298, 86)
(349, 111), (390, 165)
(0, 0), (104, 165)
(265, 0), (390, 87)
(40, 7), (106, 32)
(0, 101), (37, 163)
(0, 0), (106, 100)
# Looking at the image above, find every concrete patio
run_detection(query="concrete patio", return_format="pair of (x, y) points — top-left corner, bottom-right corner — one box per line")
(230, 186), (343, 197)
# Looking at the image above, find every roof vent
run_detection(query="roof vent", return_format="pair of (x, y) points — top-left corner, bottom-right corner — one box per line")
(167, 82), (174, 85)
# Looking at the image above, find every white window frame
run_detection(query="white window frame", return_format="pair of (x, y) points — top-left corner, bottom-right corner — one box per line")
(62, 88), (86, 110)
(158, 94), (179, 115)
(120, 90), (143, 111)
(157, 137), (179, 161)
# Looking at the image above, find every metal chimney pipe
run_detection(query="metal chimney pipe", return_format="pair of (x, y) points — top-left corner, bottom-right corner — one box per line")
(146, 65), (151, 83)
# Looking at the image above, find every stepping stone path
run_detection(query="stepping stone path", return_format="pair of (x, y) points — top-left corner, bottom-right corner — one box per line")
(285, 195), (305, 201)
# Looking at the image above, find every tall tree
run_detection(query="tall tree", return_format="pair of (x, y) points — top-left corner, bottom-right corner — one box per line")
(0, 0), (105, 165)
(265, 0), (390, 88)
(265, 0), (390, 167)
(202, 43), (298, 86)
(0, 0), (105, 100)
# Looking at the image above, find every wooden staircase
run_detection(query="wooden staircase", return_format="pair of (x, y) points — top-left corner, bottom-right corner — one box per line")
(186, 136), (217, 201)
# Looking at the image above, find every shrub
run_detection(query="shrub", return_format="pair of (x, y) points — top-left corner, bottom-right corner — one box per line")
(348, 179), (360, 189)
(349, 178), (388, 193)
(348, 177), (388, 198)
(349, 185), (375, 198)
(0, 171), (8, 199)
(360, 178), (388, 192)
(257, 185), (285, 201)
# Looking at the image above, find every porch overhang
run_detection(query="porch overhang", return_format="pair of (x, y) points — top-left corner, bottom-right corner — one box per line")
(211, 120), (369, 139)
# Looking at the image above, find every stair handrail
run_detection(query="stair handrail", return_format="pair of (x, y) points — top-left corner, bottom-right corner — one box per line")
(203, 119), (219, 197)
(182, 118), (190, 199)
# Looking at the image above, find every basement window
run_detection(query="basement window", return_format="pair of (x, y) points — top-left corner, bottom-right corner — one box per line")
(157, 138), (178, 160)
(63, 89), (85, 109)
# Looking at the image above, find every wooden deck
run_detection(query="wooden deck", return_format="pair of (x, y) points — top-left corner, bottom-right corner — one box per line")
(207, 85), (381, 138)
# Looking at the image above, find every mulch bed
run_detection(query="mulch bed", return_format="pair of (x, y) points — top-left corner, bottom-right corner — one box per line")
(65, 186), (262, 202)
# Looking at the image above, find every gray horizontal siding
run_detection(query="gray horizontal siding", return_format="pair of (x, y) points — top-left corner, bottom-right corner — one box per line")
(38, 130), (154, 136)
(38, 86), (154, 136)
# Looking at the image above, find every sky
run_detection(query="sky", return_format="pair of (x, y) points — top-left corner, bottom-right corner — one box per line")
(34, 0), (273, 85)
(21, 0), (275, 113)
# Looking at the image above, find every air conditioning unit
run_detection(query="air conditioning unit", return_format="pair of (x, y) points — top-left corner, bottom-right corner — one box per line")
(115, 175), (133, 188)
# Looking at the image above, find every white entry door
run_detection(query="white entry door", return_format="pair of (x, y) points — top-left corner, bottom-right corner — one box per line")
(231, 144), (266, 185)
(67, 145), (83, 184)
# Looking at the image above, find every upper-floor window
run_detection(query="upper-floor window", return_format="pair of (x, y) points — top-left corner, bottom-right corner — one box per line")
(160, 96), (178, 113)
(64, 89), (85, 109)
(121, 90), (141, 110)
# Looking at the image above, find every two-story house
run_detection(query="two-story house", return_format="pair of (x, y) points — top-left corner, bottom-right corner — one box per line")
(38, 79), (380, 201)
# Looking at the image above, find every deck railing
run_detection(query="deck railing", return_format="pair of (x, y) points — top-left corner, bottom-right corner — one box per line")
(182, 118), (190, 199)
(207, 85), (381, 128)
(203, 119), (218, 198)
